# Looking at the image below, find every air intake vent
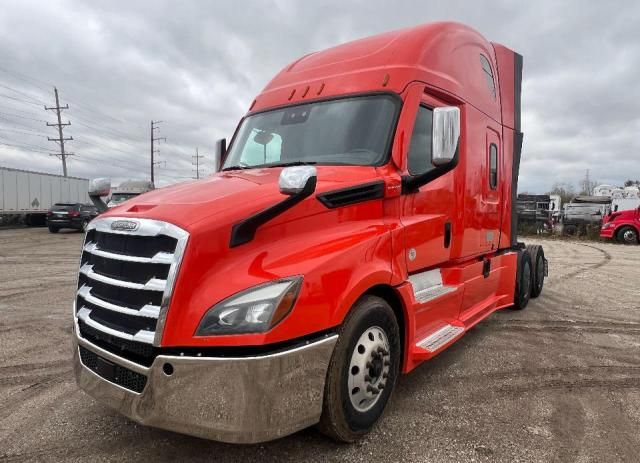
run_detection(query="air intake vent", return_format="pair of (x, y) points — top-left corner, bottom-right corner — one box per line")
(317, 181), (384, 209)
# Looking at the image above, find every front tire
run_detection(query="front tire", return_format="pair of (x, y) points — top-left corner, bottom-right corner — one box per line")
(616, 226), (638, 245)
(318, 295), (400, 443)
(48, 226), (59, 234)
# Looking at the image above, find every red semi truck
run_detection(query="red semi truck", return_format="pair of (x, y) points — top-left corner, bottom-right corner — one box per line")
(600, 207), (640, 244)
(73, 22), (547, 443)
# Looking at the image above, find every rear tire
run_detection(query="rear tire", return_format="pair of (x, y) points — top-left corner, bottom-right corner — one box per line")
(527, 245), (545, 298)
(48, 226), (59, 234)
(513, 249), (532, 310)
(318, 295), (400, 443)
(564, 224), (577, 236)
(616, 226), (638, 245)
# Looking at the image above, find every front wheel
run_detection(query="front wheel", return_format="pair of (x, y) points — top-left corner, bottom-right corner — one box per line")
(318, 295), (400, 442)
(48, 226), (59, 234)
(616, 226), (638, 245)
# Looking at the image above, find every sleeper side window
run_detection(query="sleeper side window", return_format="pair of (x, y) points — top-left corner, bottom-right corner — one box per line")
(489, 143), (498, 190)
(407, 106), (434, 175)
(480, 55), (496, 100)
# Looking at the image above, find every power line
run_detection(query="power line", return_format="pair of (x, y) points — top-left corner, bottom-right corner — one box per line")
(45, 87), (73, 177)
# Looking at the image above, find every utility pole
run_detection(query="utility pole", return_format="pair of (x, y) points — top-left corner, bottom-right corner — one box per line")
(45, 87), (73, 177)
(150, 120), (166, 183)
(192, 147), (205, 179)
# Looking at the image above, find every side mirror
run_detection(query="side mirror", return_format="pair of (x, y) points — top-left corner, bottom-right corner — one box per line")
(432, 106), (460, 167)
(279, 166), (317, 195)
(214, 138), (226, 173)
(89, 178), (111, 197)
(88, 178), (111, 213)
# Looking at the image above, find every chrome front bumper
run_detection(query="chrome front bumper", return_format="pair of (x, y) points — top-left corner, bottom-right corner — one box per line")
(73, 331), (338, 443)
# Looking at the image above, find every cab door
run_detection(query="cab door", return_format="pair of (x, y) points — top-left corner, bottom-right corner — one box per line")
(400, 93), (457, 274)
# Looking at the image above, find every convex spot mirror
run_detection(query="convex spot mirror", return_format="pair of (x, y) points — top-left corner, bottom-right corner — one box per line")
(279, 165), (317, 195)
(432, 106), (460, 167)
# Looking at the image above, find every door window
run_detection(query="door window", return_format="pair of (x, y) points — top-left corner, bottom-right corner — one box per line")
(407, 106), (434, 175)
(489, 143), (498, 190)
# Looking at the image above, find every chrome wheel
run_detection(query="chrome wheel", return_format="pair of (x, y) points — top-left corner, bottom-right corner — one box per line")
(347, 326), (391, 413)
(623, 229), (637, 244)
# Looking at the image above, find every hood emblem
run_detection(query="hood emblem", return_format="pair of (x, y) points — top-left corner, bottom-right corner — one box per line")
(111, 220), (139, 232)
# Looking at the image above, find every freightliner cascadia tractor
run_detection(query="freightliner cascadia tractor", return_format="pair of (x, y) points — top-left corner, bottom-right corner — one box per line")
(73, 22), (547, 443)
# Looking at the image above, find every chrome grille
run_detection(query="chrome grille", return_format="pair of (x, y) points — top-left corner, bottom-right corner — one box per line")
(74, 217), (189, 350)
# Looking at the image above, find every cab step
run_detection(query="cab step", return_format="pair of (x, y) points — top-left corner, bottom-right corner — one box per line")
(409, 269), (458, 303)
(416, 324), (465, 353)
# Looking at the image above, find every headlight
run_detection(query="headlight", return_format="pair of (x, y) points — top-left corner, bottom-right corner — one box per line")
(195, 277), (302, 335)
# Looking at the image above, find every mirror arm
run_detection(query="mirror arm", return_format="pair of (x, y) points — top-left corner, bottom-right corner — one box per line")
(401, 146), (459, 194)
(229, 176), (317, 247)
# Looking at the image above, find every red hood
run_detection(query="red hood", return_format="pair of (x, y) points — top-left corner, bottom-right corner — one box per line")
(102, 166), (383, 230)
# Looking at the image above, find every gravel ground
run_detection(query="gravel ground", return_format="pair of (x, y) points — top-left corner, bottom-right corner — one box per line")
(1, 228), (639, 462)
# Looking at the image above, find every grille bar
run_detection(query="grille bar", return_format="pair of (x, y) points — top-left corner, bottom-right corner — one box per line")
(77, 307), (156, 344)
(83, 241), (174, 265)
(78, 285), (160, 318)
(79, 263), (167, 292)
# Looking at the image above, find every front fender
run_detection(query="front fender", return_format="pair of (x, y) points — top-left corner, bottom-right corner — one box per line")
(162, 217), (394, 347)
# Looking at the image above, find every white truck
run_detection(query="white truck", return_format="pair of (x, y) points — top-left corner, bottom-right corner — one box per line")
(0, 166), (89, 226)
(106, 179), (154, 208)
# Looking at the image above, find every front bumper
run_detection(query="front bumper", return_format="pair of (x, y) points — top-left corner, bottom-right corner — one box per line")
(73, 330), (338, 443)
(600, 227), (614, 239)
(48, 218), (82, 228)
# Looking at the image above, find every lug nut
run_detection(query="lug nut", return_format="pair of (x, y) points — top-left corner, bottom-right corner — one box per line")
(366, 361), (372, 368)
(378, 382), (385, 390)
(384, 360), (390, 366)
(382, 373), (388, 379)
(364, 374), (372, 382)
(367, 385), (380, 394)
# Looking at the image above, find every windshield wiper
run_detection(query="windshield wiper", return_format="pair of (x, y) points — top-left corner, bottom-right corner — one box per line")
(263, 161), (318, 168)
(221, 165), (252, 172)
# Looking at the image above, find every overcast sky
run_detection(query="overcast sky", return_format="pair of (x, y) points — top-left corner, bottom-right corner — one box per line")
(0, 0), (638, 192)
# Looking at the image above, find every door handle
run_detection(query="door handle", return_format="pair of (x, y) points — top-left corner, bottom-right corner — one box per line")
(444, 222), (451, 248)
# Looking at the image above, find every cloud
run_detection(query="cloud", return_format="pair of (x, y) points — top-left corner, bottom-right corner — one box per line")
(0, 0), (638, 191)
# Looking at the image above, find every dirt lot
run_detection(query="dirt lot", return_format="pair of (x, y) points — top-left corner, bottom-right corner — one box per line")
(1, 228), (639, 462)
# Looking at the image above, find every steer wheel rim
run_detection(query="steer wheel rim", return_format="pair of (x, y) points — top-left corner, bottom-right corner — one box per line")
(348, 326), (391, 413)
(623, 230), (637, 243)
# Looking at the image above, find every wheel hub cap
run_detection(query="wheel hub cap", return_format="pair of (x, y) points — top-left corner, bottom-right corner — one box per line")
(348, 326), (391, 412)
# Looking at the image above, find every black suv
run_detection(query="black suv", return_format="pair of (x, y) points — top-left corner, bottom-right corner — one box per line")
(47, 203), (98, 233)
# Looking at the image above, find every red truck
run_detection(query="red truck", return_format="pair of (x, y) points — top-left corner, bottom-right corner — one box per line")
(74, 22), (547, 443)
(600, 207), (640, 244)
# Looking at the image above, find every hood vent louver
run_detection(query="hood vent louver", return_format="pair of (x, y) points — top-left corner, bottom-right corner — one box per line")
(317, 181), (385, 209)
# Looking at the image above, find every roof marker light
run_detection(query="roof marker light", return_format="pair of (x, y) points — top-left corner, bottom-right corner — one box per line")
(302, 85), (310, 98)
(288, 89), (296, 100)
(317, 83), (325, 95)
(382, 73), (390, 87)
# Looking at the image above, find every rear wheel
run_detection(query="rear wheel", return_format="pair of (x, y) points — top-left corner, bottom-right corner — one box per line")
(564, 224), (577, 236)
(48, 226), (59, 234)
(616, 226), (638, 245)
(527, 245), (546, 298)
(513, 250), (532, 310)
(318, 295), (400, 443)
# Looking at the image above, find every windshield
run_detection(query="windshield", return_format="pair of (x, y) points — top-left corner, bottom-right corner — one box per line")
(108, 194), (136, 205)
(223, 95), (399, 170)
